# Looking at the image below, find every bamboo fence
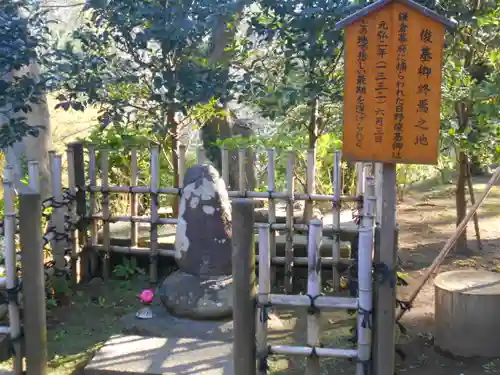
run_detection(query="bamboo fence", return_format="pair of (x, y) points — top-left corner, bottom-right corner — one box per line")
(256, 173), (375, 374)
(65, 143), (363, 288)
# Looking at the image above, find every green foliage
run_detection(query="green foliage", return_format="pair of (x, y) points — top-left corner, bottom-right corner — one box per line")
(53, 0), (237, 147)
(439, 0), (500, 164)
(216, 129), (344, 194)
(0, 0), (55, 150)
(112, 257), (145, 280)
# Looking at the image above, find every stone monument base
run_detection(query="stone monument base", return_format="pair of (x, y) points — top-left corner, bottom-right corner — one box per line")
(159, 270), (233, 320)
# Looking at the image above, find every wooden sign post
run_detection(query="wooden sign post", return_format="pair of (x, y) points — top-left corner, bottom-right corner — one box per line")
(336, 1), (455, 375)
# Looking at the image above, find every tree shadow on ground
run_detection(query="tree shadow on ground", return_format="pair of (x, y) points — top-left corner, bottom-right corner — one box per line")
(398, 237), (500, 273)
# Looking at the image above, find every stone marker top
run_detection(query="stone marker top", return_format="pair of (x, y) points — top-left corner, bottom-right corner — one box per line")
(434, 270), (500, 295)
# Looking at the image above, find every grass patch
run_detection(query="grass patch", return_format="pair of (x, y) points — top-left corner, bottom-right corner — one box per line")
(0, 278), (145, 375)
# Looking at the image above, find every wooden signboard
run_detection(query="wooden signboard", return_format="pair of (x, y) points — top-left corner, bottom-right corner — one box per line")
(337, 0), (455, 164)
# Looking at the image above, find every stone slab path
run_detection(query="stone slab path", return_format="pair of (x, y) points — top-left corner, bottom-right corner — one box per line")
(84, 335), (234, 375)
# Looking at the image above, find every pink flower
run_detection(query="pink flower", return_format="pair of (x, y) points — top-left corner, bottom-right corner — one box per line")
(139, 289), (155, 304)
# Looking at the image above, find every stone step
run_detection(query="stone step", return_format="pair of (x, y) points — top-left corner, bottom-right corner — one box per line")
(84, 335), (233, 375)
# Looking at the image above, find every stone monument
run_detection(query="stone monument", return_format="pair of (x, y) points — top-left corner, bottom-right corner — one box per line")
(159, 164), (234, 320)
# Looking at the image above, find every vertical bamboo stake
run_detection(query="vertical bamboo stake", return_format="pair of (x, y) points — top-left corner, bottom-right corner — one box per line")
(130, 148), (139, 248)
(3, 166), (23, 375)
(356, 175), (375, 375)
(196, 147), (204, 164)
(356, 162), (364, 196)
(238, 148), (246, 195)
(285, 151), (295, 294)
(88, 145), (98, 247)
(50, 154), (66, 273)
(221, 147), (229, 188)
(149, 145), (160, 284)
(66, 146), (80, 284)
(69, 142), (87, 280)
(332, 150), (342, 291)
(48, 151), (55, 177)
(306, 220), (322, 375)
(28, 161), (40, 194)
(101, 149), (111, 279)
(374, 163), (383, 225)
(304, 149), (315, 223)
(178, 144), (186, 188)
(267, 149), (277, 285)
(257, 223), (271, 375)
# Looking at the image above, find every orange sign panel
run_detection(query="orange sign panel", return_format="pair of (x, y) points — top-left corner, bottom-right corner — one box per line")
(342, 2), (445, 164)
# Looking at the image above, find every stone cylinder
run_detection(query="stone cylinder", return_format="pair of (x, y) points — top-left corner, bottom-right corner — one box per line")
(434, 270), (500, 358)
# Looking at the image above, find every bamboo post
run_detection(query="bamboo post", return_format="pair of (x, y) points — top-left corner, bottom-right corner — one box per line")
(332, 150), (342, 291)
(267, 149), (277, 285)
(285, 151), (295, 294)
(397, 166), (500, 322)
(66, 146), (80, 284)
(87, 144), (98, 276)
(19, 178), (48, 375)
(374, 163), (383, 225)
(69, 142), (87, 280)
(304, 149), (315, 223)
(466, 161), (482, 250)
(149, 145), (160, 284)
(130, 148), (139, 245)
(232, 199), (256, 375)
(27, 162), (39, 192)
(3, 166), (23, 375)
(356, 175), (375, 375)
(196, 147), (204, 164)
(130, 148), (139, 269)
(221, 147), (230, 188)
(49, 153), (66, 274)
(372, 163), (397, 375)
(356, 162), (364, 196)
(306, 220), (322, 375)
(238, 148), (246, 195)
(100, 149), (111, 279)
(178, 144), (186, 188)
(257, 223), (271, 375)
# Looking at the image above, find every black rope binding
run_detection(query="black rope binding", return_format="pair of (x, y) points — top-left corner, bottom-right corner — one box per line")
(396, 298), (412, 312)
(306, 294), (322, 315)
(373, 262), (396, 288)
(256, 300), (272, 323)
(257, 345), (272, 373)
(358, 307), (372, 329)
(6, 284), (20, 305)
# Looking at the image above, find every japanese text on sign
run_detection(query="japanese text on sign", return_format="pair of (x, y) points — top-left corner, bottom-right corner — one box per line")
(356, 20), (369, 148)
(341, 1), (446, 164)
(415, 27), (434, 147)
(393, 11), (408, 160)
(374, 20), (389, 143)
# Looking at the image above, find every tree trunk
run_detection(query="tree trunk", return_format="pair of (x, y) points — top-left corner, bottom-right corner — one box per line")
(5, 62), (52, 199)
(168, 109), (179, 217)
(303, 97), (318, 223)
(455, 150), (468, 253)
(201, 0), (251, 184)
(454, 101), (473, 254)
